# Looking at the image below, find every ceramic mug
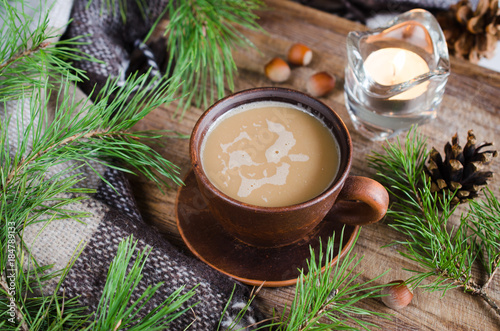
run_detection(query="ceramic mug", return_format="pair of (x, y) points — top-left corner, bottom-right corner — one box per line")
(190, 87), (389, 248)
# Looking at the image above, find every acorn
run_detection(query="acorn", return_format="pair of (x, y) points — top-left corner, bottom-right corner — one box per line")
(264, 57), (291, 82)
(381, 280), (413, 310)
(288, 43), (313, 66)
(306, 71), (336, 97)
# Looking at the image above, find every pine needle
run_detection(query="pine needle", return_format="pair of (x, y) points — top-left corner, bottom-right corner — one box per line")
(1, 1), (197, 329)
(366, 126), (500, 316)
(279, 228), (391, 330)
(161, 0), (265, 115)
(86, 235), (197, 330)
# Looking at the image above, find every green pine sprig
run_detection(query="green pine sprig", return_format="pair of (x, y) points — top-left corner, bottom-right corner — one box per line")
(2, 1), (399, 329)
(1, 0), (195, 328)
(1, 71), (184, 241)
(0, 240), (91, 331)
(277, 229), (391, 331)
(366, 127), (500, 317)
(87, 0), (264, 112)
(217, 229), (394, 331)
(85, 235), (197, 330)
(160, 0), (264, 114)
(467, 187), (500, 276)
(0, 0), (97, 101)
(1, 235), (197, 330)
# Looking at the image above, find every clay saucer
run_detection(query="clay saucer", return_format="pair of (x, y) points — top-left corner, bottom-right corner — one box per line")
(176, 170), (359, 287)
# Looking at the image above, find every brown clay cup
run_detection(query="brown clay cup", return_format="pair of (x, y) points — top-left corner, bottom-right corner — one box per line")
(190, 87), (389, 248)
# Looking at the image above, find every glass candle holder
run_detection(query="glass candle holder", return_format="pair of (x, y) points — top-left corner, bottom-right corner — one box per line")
(344, 9), (450, 141)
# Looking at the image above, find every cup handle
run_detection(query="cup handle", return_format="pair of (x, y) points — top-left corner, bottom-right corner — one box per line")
(333, 176), (389, 226)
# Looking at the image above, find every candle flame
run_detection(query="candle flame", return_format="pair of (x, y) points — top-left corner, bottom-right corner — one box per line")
(392, 50), (407, 78)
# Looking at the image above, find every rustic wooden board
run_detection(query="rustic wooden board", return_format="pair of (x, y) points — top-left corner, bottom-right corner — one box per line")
(128, 0), (500, 329)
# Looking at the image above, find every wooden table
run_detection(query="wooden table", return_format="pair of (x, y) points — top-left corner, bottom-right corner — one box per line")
(128, 1), (500, 329)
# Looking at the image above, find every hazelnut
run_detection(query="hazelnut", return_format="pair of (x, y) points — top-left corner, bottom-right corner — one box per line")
(306, 71), (336, 97)
(288, 43), (313, 66)
(381, 280), (413, 310)
(265, 57), (291, 82)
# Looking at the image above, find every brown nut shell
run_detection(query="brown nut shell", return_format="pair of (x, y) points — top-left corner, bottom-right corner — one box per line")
(288, 43), (313, 66)
(265, 57), (291, 82)
(381, 280), (413, 310)
(306, 71), (336, 97)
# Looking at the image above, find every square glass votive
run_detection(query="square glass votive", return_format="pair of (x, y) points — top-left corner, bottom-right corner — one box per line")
(344, 9), (450, 141)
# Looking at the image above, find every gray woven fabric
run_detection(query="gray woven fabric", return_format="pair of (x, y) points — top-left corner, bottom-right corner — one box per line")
(24, 167), (260, 330)
(63, 0), (170, 99)
(59, 1), (261, 329)
(12, 0), (262, 329)
(60, 169), (259, 330)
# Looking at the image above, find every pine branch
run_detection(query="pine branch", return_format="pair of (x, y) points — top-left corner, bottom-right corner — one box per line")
(0, 274), (28, 330)
(279, 229), (391, 331)
(85, 235), (197, 330)
(1, 2), (189, 328)
(0, 1), (97, 100)
(212, 229), (393, 331)
(161, 0), (264, 114)
(2, 128), (108, 194)
(0, 41), (50, 72)
(1, 163), (94, 234)
(2, 70), (183, 203)
(477, 290), (500, 316)
(1, 71), (187, 326)
(0, 240), (90, 331)
(366, 127), (500, 318)
(0, 0), (268, 329)
(83, 0), (265, 112)
(467, 187), (500, 277)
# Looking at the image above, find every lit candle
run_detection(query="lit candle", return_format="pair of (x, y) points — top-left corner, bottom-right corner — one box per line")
(363, 48), (429, 100)
(344, 9), (450, 140)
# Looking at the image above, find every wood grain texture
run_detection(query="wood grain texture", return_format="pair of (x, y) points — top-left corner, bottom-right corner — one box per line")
(127, 0), (500, 329)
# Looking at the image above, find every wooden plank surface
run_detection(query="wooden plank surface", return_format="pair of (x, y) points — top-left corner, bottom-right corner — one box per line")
(127, 0), (500, 329)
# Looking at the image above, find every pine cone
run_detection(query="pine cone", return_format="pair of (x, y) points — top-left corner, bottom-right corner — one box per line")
(437, 0), (500, 63)
(426, 130), (498, 204)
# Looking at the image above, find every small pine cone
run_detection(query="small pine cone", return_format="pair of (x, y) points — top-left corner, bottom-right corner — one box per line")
(425, 130), (498, 204)
(437, 0), (500, 63)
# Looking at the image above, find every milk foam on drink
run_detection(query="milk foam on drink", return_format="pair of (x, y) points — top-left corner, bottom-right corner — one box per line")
(201, 101), (340, 207)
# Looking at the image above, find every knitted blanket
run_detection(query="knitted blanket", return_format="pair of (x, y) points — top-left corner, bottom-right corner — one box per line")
(3, 0), (260, 329)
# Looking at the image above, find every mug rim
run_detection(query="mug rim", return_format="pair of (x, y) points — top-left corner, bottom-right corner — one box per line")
(190, 87), (352, 213)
